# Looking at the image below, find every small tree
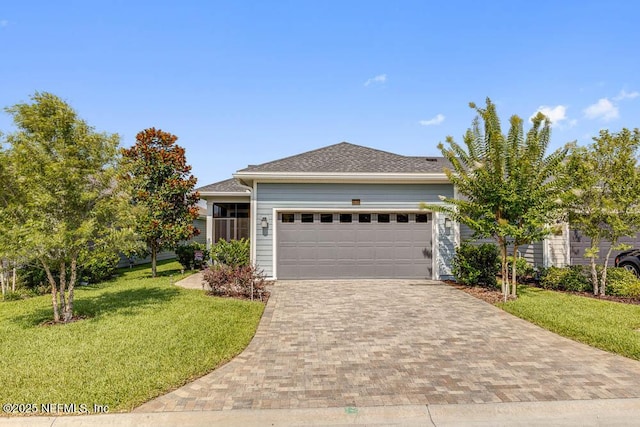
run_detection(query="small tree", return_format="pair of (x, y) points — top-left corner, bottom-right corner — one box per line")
(3, 92), (128, 322)
(564, 128), (640, 295)
(424, 99), (567, 298)
(120, 128), (200, 277)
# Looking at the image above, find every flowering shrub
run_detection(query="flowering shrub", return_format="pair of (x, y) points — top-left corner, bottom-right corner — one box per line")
(202, 264), (267, 301)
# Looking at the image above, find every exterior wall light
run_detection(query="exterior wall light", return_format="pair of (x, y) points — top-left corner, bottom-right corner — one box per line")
(444, 217), (452, 230)
(261, 217), (268, 228)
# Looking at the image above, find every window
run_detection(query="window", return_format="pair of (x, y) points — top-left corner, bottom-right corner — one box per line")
(339, 213), (352, 223)
(301, 213), (314, 223)
(377, 213), (390, 223)
(213, 203), (250, 243)
(320, 213), (333, 223)
(397, 213), (409, 223)
(281, 213), (294, 223)
(416, 213), (430, 223)
(358, 213), (371, 223)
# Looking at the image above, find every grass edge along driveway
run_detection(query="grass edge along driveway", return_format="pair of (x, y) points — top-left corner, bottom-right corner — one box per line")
(0, 260), (265, 413)
(498, 286), (640, 361)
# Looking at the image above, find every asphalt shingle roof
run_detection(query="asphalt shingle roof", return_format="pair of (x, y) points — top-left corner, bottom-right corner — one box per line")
(237, 142), (449, 174)
(196, 178), (250, 193)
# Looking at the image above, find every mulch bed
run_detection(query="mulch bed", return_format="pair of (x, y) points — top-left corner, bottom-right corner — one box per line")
(444, 280), (640, 306)
(444, 280), (512, 304)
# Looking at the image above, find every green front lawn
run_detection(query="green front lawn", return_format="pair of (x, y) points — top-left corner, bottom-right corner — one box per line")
(0, 260), (264, 412)
(499, 286), (640, 361)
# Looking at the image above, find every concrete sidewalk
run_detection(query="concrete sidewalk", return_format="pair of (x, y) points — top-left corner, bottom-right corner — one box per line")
(2, 399), (640, 426)
(173, 271), (208, 290)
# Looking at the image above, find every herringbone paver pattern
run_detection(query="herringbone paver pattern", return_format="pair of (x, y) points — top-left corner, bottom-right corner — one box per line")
(136, 280), (640, 412)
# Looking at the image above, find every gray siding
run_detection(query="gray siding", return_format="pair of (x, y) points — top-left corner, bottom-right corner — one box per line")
(192, 218), (207, 245)
(570, 230), (640, 266)
(117, 250), (176, 268)
(256, 183), (454, 278)
(459, 224), (543, 267)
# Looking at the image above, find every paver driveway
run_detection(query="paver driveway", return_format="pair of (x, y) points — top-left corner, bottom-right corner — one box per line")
(136, 280), (640, 412)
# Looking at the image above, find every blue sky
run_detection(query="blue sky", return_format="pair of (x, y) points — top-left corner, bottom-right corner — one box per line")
(1, 1), (639, 187)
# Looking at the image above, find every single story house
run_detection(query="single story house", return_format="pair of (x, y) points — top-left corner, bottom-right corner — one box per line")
(197, 142), (572, 281)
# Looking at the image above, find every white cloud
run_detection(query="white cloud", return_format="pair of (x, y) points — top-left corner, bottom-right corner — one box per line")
(419, 114), (445, 126)
(530, 105), (568, 126)
(364, 74), (386, 87)
(583, 98), (619, 121)
(613, 89), (639, 101)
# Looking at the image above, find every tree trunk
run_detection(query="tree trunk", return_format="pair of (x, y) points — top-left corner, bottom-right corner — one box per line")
(151, 244), (157, 278)
(601, 245), (615, 297)
(42, 260), (60, 323)
(59, 261), (67, 318)
(511, 245), (518, 297)
(64, 257), (77, 323)
(0, 262), (5, 296)
(498, 237), (508, 301)
(589, 256), (598, 296)
(11, 265), (16, 292)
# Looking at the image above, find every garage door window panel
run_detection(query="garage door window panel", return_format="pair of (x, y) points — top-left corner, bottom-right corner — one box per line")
(358, 213), (371, 223)
(377, 214), (390, 223)
(416, 213), (430, 223)
(281, 213), (295, 223)
(340, 214), (352, 223)
(320, 213), (334, 223)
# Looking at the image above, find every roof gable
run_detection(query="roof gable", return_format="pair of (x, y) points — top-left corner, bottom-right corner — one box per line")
(237, 142), (448, 174)
(196, 178), (250, 193)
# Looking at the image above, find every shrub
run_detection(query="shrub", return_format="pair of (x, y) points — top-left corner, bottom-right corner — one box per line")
(79, 250), (120, 283)
(2, 291), (24, 301)
(18, 249), (120, 291)
(175, 242), (210, 270)
(2, 287), (38, 301)
(17, 261), (49, 291)
(506, 256), (534, 281)
(202, 264), (267, 301)
(452, 242), (500, 288)
(605, 267), (640, 297)
(212, 238), (250, 268)
(539, 265), (590, 292)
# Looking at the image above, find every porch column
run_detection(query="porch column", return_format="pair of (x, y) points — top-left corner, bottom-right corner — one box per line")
(206, 201), (214, 251)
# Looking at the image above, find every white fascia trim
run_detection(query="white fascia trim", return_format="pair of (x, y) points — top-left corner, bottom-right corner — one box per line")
(452, 185), (460, 248)
(274, 207), (436, 212)
(432, 212), (439, 280)
(198, 191), (251, 197)
(272, 207), (278, 280)
(250, 182), (257, 265)
(233, 172), (450, 184)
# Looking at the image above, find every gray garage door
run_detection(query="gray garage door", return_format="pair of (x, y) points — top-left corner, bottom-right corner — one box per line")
(277, 212), (433, 279)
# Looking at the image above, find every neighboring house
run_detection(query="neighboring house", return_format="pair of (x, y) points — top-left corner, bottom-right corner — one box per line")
(198, 142), (457, 280)
(460, 223), (570, 269)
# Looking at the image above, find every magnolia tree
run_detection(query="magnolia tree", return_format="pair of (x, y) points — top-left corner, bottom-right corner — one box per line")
(424, 99), (568, 299)
(120, 128), (200, 277)
(563, 128), (640, 295)
(2, 92), (131, 322)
